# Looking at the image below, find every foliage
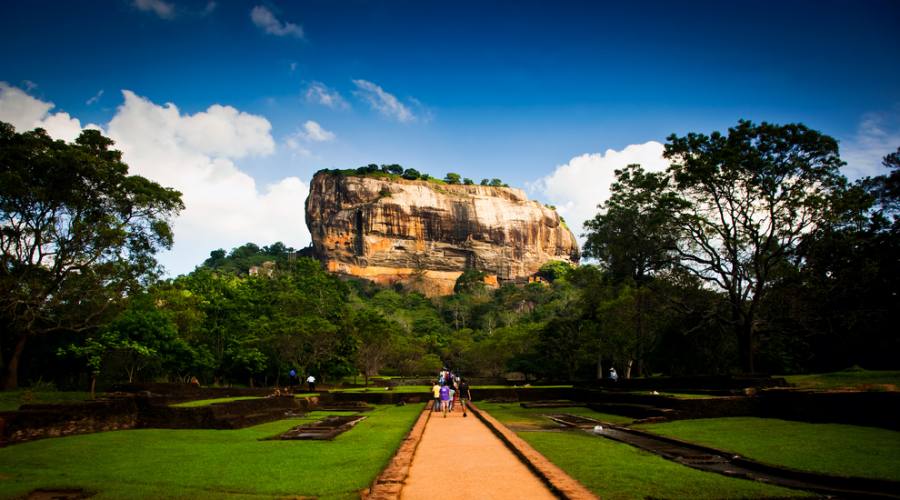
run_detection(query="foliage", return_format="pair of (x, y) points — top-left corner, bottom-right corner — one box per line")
(444, 172), (461, 184)
(0, 122), (183, 389)
(663, 120), (845, 372)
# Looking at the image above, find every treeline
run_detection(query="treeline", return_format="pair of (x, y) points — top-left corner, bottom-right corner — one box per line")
(2, 120), (897, 391)
(318, 163), (508, 187)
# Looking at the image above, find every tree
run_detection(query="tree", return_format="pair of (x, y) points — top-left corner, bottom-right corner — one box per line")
(480, 179), (489, 186)
(353, 309), (395, 388)
(489, 178), (503, 187)
(463, 178), (474, 185)
(402, 168), (421, 180)
(384, 164), (404, 175)
(663, 120), (844, 373)
(444, 172), (461, 184)
(0, 123), (183, 389)
(583, 164), (679, 283)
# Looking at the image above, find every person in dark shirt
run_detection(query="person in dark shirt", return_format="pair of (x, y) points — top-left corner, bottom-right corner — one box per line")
(458, 379), (472, 417)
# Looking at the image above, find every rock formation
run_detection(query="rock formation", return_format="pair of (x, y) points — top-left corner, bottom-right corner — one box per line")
(305, 171), (580, 296)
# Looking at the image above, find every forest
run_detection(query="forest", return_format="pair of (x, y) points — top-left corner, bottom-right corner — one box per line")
(1, 120), (898, 391)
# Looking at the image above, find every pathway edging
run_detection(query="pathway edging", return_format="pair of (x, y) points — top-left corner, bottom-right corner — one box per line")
(467, 403), (598, 500)
(362, 402), (432, 499)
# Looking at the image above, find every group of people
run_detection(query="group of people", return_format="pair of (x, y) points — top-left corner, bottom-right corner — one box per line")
(431, 368), (471, 418)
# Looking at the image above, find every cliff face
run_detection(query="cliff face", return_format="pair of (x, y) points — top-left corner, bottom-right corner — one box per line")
(305, 172), (580, 296)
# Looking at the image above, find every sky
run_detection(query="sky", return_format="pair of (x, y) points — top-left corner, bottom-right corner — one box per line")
(2, 0), (899, 276)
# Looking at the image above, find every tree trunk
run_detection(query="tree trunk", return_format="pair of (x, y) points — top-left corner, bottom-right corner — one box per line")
(596, 353), (603, 380)
(738, 319), (755, 374)
(1, 335), (29, 390)
(90, 374), (97, 400)
(625, 359), (633, 379)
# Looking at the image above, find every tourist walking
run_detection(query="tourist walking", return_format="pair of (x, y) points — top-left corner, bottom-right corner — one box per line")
(439, 383), (451, 417)
(432, 381), (441, 412)
(289, 368), (297, 391)
(458, 378), (471, 417)
(307, 374), (316, 392)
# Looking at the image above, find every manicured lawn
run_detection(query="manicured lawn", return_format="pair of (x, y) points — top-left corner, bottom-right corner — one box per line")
(0, 403), (424, 499)
(479, 403), (810, 500)
(329, 385), (430, 393)
(0, 391), (97, 412)
(477, 401), (634, 426)
(782, 369), (900, 391)
(635, 417), (900, 481)
(170, 396), (262, 407)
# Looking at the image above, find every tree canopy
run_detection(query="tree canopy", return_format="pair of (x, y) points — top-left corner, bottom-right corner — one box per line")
(0, 122), (183, 388)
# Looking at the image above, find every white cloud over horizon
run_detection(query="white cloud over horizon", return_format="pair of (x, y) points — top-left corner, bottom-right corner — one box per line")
(532, 141), (669, 244)
(250, 5), (304, 38)
(352, 79), (416, 123)
(0, 83), (310, 277)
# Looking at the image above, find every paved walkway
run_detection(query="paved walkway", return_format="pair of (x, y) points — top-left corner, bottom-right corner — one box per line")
(401, 405), (556, 500)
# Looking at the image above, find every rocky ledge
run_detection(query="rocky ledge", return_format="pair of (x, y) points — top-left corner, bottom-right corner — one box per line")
(305, 171), (579, 295)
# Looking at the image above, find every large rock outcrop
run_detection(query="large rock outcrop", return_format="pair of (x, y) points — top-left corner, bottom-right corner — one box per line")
(305, 172), (580, 295)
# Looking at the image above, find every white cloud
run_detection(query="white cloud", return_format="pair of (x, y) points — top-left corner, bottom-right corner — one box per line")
(305, 81), (349, 110)
(86, 89), (104, 106)
(533, 141), (669, 242)
(300, 120), (335, 142)
(0, 82), (84, 142)
(250, 5), (304, 38)
(106, 91), (309, 275)
(841, 108), (900, 180)
(352, 79), (416, 123)
(133, 0), (175, 19)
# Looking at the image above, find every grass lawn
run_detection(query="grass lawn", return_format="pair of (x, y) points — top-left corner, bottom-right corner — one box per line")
(329, 385), (430, 393)
(169, 396), (262, 407)
(478, 401), (634, 427)
(0, 403), (424, 499)
(781, 369), (900, 391)
(479, 403), (810, 500)
(635, 417), (900, 481)
(0, 390), (97, 412)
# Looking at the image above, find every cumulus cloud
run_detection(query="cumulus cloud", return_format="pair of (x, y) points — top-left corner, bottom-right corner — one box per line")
(841, 108), (900, 180)
(305, 81), (349, 110)
(105, 91), (309, 275)
(250, 5), (304, 38)
(0, 82), (85, 141)
(533, 141), (669, 243)
(352, 79), (416, 123)
(300, 120), (335, 142)
(133, 0), (175, 19)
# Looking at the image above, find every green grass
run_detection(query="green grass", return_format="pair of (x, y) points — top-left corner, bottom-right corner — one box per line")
(329, 385), (430, 393)
(635, 417), (900, 481)
(782, 369), (900, 391)
(0, 404), (424, 499)
(477, 401), (634, 427)
(0, 390), (97, 412)
(170, 396), (262, 408)
(479, 403), (809, 500)
(472, 384), (573, 389)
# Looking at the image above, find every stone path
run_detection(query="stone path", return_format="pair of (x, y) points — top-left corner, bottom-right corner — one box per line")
(400, 405), (557, 500)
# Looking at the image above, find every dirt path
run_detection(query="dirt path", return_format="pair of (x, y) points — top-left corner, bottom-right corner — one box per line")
(401, 406), (556, 500)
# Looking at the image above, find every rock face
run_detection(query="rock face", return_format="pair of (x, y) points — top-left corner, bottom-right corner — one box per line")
(305, 172), (580, 296)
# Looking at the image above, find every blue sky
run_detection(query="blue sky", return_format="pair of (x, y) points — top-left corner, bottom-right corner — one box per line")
(2, 0), (899, 275)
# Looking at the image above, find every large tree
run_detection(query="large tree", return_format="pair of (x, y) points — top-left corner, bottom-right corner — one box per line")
(0, 123), (183, 388)
(663, 120), (844, 373)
